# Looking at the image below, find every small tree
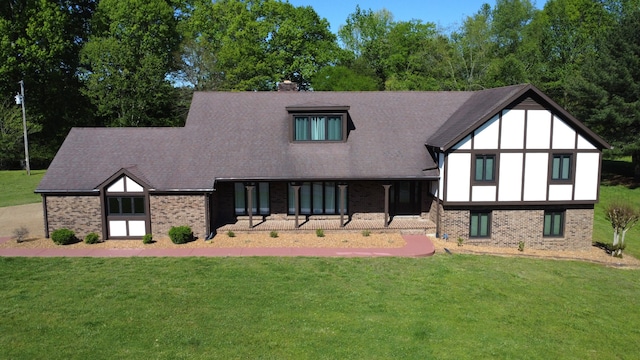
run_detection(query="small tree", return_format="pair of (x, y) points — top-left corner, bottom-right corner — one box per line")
(606, 201), (639, 257)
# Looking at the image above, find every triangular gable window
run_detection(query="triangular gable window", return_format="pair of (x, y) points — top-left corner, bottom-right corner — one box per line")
(107, 176), (144, 193)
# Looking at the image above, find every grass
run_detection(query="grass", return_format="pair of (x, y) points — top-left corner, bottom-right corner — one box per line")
(0, 170), (45, 207)
(1, 256), (639, 359)
(594, 158), (640, 259)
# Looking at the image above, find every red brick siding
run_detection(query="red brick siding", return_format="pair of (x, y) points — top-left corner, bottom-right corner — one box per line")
(45, 195), (102, 237)
(441, 208), (594, 250)
(150, 195), (207, 237)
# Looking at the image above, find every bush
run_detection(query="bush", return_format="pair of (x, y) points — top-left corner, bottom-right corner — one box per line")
(227, 230), (235, 238)
(270, 231), (278, 238)
(168, 226), (193, 244)
(84, 232), (100, 244)
(51, 228), (77, 245)
(316, 229), (325, 237)
(457, 237), (464, 247)
(142, 234), (153, 244)
(361, 229), (371, 237)
(13, 226), (29, 243)
(518, 241), (525, 252)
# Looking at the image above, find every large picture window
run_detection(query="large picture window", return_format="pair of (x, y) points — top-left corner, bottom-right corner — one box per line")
(544, 211), (564, 237)
(470, 211), (491, 237)
(474, 154), (495, 182)
(108, 196), (145, 215)
(288, 182), (346, 215)
(551, 154), (572, 181)
(234, 182), (270, 215)
(294, 116), (343, 141)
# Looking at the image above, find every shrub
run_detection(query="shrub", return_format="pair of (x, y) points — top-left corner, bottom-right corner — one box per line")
(457, 237), (464, 247)
(84, 232), (100, 244)
(227, 230), (235, 238)
(361, 229), (371, 237)
(51, 228), (77, 245)
(270, 231), (278, 238)
(13, 226), (29, 243)
(316, 229), (325, 237)
(142, 234), (153, 244)
(518, 241), (525, 252)
(169, 226), (193, 244)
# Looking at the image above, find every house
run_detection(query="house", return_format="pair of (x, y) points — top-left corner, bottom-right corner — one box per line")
(35, 84), (610, 249)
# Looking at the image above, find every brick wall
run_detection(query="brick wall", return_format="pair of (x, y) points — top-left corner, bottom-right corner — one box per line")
(45, 195), (102, 237)
(150, 195), (207, 237)
(440, 208), (594, 250)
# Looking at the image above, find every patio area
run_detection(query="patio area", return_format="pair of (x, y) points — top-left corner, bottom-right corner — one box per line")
(216, 215), (436, 234)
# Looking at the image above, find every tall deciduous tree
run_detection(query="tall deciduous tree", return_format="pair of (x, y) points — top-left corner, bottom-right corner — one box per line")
(81, 0), (181, 127)
(338, 6), (394, 89)
(448, 4), (494, 90)
(0, 0), (94, 167)
(179, 0), (338, 91)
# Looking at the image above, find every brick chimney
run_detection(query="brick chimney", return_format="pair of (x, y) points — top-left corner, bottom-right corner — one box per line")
(278, 80), (298, 92)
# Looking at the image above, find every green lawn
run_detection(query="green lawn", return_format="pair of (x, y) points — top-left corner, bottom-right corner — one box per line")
(1, 256), (639, 359)
(595, 158), (640, 259)
(0, 170), (45, 207)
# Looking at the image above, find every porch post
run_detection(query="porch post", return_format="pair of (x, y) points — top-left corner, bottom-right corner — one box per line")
(338, 184), (347, 227)
(383, 184), (391, 228)
(245, 184), (255, 228)
(292, 184), (301, 228)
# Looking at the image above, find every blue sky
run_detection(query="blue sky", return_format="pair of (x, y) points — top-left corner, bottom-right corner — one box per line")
(287, 0), (548, 33)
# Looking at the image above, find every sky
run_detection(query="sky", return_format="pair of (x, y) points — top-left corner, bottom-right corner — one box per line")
(287, 0), (549, 33)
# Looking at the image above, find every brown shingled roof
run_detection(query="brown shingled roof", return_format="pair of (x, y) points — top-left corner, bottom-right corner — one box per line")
(37, 85), (607, 193)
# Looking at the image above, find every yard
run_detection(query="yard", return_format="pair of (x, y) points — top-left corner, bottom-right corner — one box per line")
(1, 162), (640, 359)
(1, 256), (639, 359)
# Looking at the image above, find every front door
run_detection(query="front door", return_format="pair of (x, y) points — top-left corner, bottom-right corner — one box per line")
(391, 181), (421, 215)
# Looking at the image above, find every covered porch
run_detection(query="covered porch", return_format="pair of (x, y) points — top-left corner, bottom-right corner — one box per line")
(216, 215), (436, 234)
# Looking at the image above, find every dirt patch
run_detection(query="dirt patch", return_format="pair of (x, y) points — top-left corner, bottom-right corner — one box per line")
(430, 237), (640, 268)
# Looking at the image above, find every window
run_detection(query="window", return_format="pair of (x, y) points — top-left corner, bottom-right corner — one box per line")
(544, 211), (564, 237)
(288, 182), (346, 215)
(234, 182), (270, 215)
(108, 197), (145, 215)
(551, 154), (572, 181)
(474, 155), (495, 182)
(470, 211), (491, 237)
(294, 115), (343, 141)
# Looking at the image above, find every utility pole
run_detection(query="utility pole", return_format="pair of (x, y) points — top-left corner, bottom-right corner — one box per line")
(15, 80), (30, 175)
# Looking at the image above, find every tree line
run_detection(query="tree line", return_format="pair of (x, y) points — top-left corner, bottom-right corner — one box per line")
(1, 0), (639, 176)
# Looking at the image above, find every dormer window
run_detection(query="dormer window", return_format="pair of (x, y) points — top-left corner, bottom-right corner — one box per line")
(287, 104), (350, 142)
(294, 115), (343, 141)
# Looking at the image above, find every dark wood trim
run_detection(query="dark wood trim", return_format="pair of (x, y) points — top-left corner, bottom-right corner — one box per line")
(289, 112), (348, 143)
(286, 105), (350, 112)
(339, 184), (347, 227)
(292, 185), (300, 228)
(102, 174), (151, 239)
(42, 195), (49, 238)
(383, 184), (391, 227)
(246, 185), (255, 228)
(443, 203), (594, 211)
(471, 153), (498, 185)
(469, 210), (492, 238)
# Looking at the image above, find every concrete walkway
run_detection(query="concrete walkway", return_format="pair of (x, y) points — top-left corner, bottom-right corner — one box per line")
(0, 235), (435, 258)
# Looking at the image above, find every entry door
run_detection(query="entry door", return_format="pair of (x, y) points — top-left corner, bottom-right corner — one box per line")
(392, 181), (421, 215)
